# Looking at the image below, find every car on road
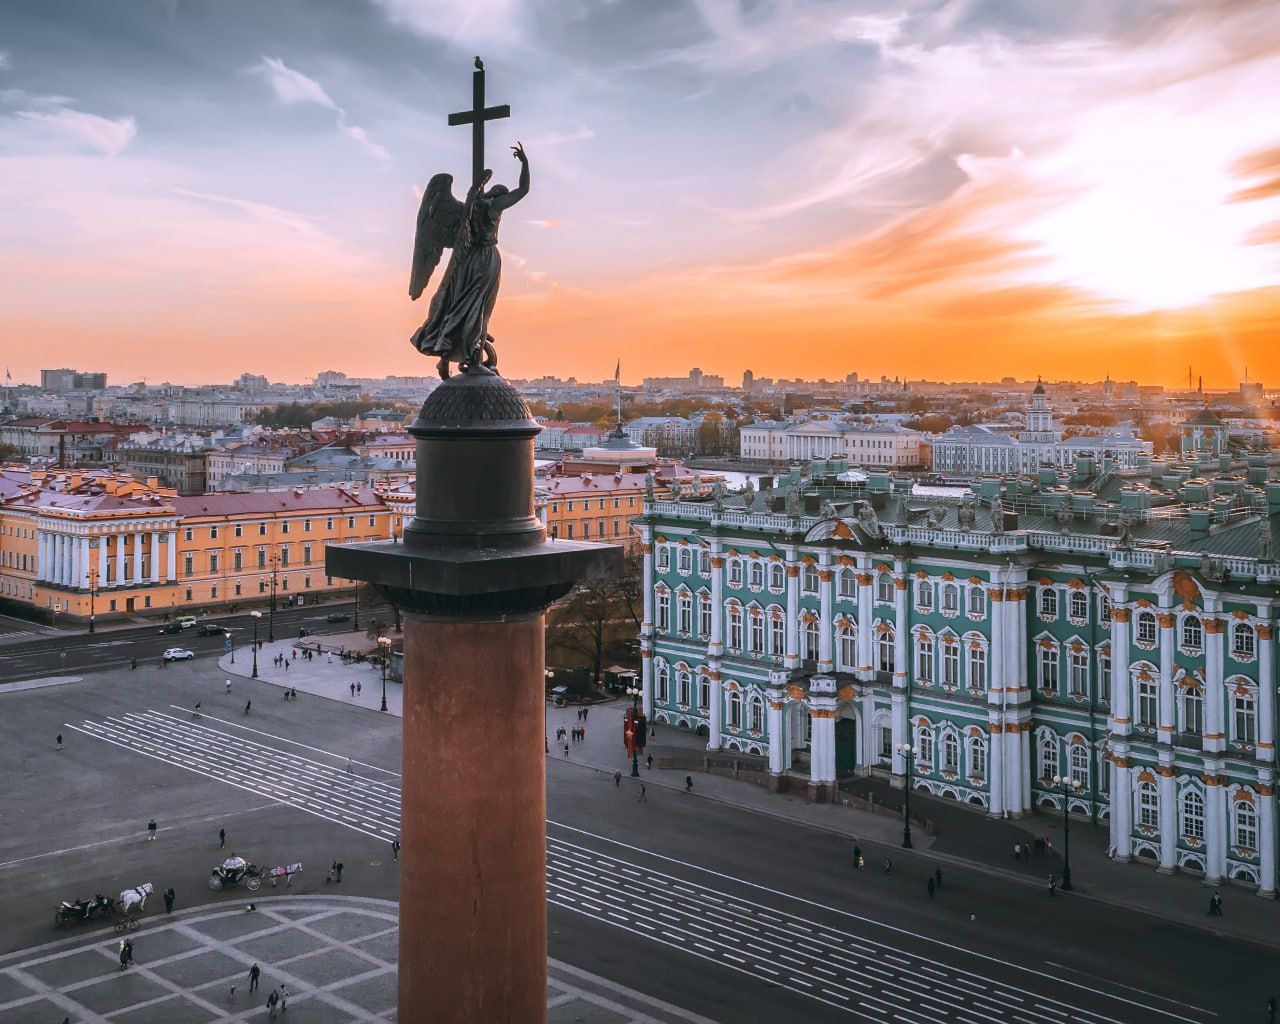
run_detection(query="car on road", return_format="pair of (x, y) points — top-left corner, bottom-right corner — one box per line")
(176, 615), (198, 629)
(158, 622), (184, 635)
(162, 647), (195, 662)
(325, 611), (351, 623)
(197, 622), (225, 636)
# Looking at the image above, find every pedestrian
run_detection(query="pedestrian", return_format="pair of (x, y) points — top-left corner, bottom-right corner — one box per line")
(279, 983), (289, 1012)
(1013, 842), (1022, 860)
(639, 784), (647, 802)
(284, 659), (289, 672)
(350, 682), (356, 698)
(1266, 995), (1276, 1023)
(290, 687), (297, 700)
(346, 757), (353, 775)
(1045, 838), (1054, 854)
(685, 775), (694, 793)
(267, 988), (280, 1018)
(1048, 874), (1057, 897)
(147, 819), (157, 841)
(56, 733), (63, 751)
(118, 938), (132, 971)
(853, 844), (862, 870)
(614, 771), (622, 787)
(335, 860), (344, 882)
(220, 828), (226, 849)
(356, 681), (362, 695)
(248, 963), (261, 992)
(883, 858), (893, 874)
(391, 838), (400, 861)
(646, 754), (653, 770)
(226, 679), (232, 694)
(927, 877), (935, 899)
(564, 743), (570, 757)
(163, 887), (175, 913)
(935, 866), (943, 891)
(1210, 891), (1223, 916)
(244, 700), (251, 715)
(583, 707), (589, 721)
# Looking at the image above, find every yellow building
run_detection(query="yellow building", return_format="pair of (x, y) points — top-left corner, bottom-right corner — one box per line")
(0, 467), (391, 624)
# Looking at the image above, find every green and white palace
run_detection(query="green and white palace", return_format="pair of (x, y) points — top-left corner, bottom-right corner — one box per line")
(635, 446), (1280, 895)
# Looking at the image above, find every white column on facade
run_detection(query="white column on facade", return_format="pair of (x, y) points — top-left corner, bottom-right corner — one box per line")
(1004, 585), (1029, 814)
(1258, 617), (1275, 763)
(708, 547), (724, 657)
(79, 537), (90, 590)
(1258, 775), (1277, 898)
(1204, 613), (1226, 754)
(150, 532), (161, 583)
(766, 685), (786, 775)
(1205, 776), (1226, 884)
(784, 548), (800, 669)
(1157, 609), (1175, 744)
(1157, 758), (1177, 873)
(808, 693), (837, 793)
(987, 581), (1006, 817)
(639, 534), (654, 717)
(133, 532), (143, 587)
(57, 533), (69, 586)
(166, 530), (177, 582)
(707, 674), (724, 751)
(1113, 758), (1133, 860)
(891, 566), (909, 776)
(36, 532), (48, 583)
(856, 561), (874, 680)
(117, 532), (128, 586)
(49, 534), (59, 586)
(1110, 595), (1132, 733)
(66, 535), (75, 587)
(817, 554), (834, 674)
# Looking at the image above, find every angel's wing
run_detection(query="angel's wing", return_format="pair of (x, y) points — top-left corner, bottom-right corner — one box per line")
(409, 173), (465, 300)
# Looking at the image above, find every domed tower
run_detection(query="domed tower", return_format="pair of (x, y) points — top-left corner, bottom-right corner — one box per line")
(1024, 377), (1057, 443)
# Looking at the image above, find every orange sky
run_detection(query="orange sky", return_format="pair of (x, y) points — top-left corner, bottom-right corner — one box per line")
(2, 1), (1280, 387)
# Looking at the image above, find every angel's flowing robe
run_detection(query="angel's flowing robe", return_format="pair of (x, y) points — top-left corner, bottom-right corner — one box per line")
(411, 195), (503, 364)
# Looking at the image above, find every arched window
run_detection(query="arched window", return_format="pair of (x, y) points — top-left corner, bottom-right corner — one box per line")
(1098, 645), (1112, 700)
(698, 593), (712, 639)
(941, 639), (959, 686)
(916, 632), (935, 681)
(1069, 590), (1088, 621)
(748, 695), (763, 732)
(1137, 781), (1159, 829)
(676, 589), (692, 635)
(769, 610), (785, 658)
(697, 675), (710, 711)
(941, 584), (959, 613)
(676, 669), (691, 706)
(1039, 735), (1058, 780)
(876, 574), (894, 603)
(749, 560), (764, 590)
(1181, 789), (1205, 841)
(838, 568), (856, 599)
(1233, 684), (1258, 744)
(655, 588), (670, 632)
(677, 547), (692, 573)
(968, 735), (987, 777)
(802, 618), (819, 660)
(1182, 615), (1203, 650)
(655, 545), (669, 571)
(1135, 611), (1157, 645)
(1068, 646), (1089, 695)
(1234, 800), (1259, 850)
(1233, 623), (1255, 660)
(727, 605), (743, 651)
(728, 558), (743, 587)
(915, 725), (934, 769)
(967, 644), (987, 692)
(698, 549), (711, 577)
(655, 663), (669, 702)
(802, 563), (819, 594)
(968, 587), (986, 617)
(769, 563), (785, 591)
(1038, 642), (1060, 692)
(1136, 676), (1158, 726)
(1040, 587), (1058, 619)
(1069, 742), (1089, 786)
(878, 628), (896, 673)
(838, 625), (857, 671)
(728, 689), (742, 728)
(941, 732), (959, 772)
(1179, 685), (1204, 735)
(916, 580), (934, 611)
(748, 610), (764, 655)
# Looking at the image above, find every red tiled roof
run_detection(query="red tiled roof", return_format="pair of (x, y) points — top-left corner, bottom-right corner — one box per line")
(173, 486), (385, 518)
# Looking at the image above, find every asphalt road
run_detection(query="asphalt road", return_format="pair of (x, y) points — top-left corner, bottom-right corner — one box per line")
(0, 657), (1272, 1023)
(0, 598), (393, 683)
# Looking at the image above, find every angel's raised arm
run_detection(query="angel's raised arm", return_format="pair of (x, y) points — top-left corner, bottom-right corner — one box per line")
(489, 143), (530, 212)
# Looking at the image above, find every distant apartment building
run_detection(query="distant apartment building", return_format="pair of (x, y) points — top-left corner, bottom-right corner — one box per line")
(0, 418), (136, 464)
(206, 444), (289, 488)
(739, 419), (923, 468)
(641, 368), (725, 392)
(116, 444), (212, 495)
(625, 417), (696, 449)
(41, 369), (107, 392)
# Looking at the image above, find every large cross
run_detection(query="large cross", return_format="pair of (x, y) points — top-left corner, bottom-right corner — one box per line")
(447, 59), (510, 190)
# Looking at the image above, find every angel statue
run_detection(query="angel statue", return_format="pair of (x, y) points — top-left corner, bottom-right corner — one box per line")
(409, 142), (530, 378)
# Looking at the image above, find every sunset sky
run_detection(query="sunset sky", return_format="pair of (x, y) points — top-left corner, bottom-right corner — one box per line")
(2, 0), (1280, 387)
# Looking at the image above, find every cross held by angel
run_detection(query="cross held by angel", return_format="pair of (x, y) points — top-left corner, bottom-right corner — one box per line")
(409, 59), (529, 378)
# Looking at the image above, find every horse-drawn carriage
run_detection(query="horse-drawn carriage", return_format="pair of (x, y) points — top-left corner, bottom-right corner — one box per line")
(54, 883), (151, 932)
(208, 855), (264, 891)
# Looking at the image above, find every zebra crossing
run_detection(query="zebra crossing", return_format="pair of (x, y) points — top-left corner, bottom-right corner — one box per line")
(68, 709), (1206, 1024)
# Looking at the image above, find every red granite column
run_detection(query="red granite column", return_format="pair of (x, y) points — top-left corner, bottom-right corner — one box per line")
(399, 611), (547, 1024)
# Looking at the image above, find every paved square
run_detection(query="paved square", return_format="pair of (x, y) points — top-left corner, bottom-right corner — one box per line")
(0, 896), (716, 1023)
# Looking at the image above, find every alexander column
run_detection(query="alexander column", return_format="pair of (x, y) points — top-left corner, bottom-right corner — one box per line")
(327, 59), (621, 1024)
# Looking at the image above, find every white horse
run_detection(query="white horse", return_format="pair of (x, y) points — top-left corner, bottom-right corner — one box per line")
(119, 882), (153, 916)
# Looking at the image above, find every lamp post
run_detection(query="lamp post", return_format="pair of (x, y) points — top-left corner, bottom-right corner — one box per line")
(250, 610), (261, 679)
(1051, 774), (1083, 891)
(353, 584), (360, 631)
(897, 743), (918, 848)
(379, 636), (392, 712)
(626, 683), (642, 777)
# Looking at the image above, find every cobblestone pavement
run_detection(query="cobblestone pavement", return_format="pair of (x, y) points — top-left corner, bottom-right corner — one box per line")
(0, 896), (715, 1023)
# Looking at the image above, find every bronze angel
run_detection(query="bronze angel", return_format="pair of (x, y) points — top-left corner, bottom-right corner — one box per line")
(409, 142), (529, 378)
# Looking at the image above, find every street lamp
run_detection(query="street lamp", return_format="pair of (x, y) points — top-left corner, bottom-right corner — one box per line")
(1051, 774), (1084, 891)
(626, 683), (642, 777)
(378, 636), (392, 712)
(225, 630), (234, 664)
(897, 743), (919, 849)
(250, 610), (262, 679)
(353, 584), (360, 631)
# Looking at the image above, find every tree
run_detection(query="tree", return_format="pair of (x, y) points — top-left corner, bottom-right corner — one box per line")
(366, 618), (389, 642)
(547, 547), (642, 683)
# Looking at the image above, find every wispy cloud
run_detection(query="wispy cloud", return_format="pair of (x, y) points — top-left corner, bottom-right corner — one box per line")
(254, 56), (389, 161)
(368, 0), (529, 51)
(171, 188), (317, 234)
(525, 219), (566, 229)
(15, 107), (136, 156)
(0, 52), (9, 70)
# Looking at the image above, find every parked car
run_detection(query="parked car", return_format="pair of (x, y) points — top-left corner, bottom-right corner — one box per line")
(158, 622), (183, 635)
(197, 622), (224, 636)
(163, 648), (195, 662)
(326, 611), (351, 623)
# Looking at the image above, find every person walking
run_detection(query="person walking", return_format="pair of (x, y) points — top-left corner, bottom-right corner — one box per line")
(1209, 891), (1223, 916)
(335, 860), (344, 882)
(563, 743), (570, 757)
(147, 819), (157, 841)
(1013, 842), (1022, 860)
(356, 681), (362, 696)
(638, 784), (647, 802)
(346, 757), (354, 775)
(249, 963), (261, 992)
(927, 877), (935, 899)
(391, 838), (400, 862)
(219, 828), (226, 849)
(118, 938), (133, 971)
(225, 679), (232, 694)
(614, 771), (622, 788)
(163, 887), (175, 913)
(646, 754), (653, 770)
(279, 983), (289, 1012)
(685, 775), (694, 794)
(266, 988), (280, 1018)
(350, 682), (356, 698)
(1048, 874), (1057, 897)
(244, 700), (252, 715)
(56, 733), (63, 751)
(883, 858), (893, 874)
(934, 866), (943, 891)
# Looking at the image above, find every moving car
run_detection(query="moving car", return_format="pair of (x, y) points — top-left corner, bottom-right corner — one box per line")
(158, 622), (183, 635)
(162, 647), (195, 662)
(197, 622), (225, 636)
(326, 611), (351, 623)
(176, 615), (198, 629)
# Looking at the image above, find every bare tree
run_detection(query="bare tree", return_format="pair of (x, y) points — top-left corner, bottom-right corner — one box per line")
(548, 580), (616, 683)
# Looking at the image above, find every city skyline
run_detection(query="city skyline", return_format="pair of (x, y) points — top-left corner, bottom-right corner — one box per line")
(2, 2), (1280, 386)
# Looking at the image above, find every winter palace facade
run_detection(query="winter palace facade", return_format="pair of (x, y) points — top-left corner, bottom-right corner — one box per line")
(636, 450), (1280, 895)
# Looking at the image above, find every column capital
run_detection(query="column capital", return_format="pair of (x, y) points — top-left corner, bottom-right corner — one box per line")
(1112, 608), (1131, 623)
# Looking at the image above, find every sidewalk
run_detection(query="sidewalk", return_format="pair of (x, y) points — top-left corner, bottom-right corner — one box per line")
(218, 631), (402, 716)
(552, 699), (1280, 950)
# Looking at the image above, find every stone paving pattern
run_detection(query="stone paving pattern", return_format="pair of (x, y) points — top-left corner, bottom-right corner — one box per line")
(0, 896), (714, 1024)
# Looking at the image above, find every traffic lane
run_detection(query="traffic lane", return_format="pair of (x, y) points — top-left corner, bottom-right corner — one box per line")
(545, 759), (1258, 1019)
